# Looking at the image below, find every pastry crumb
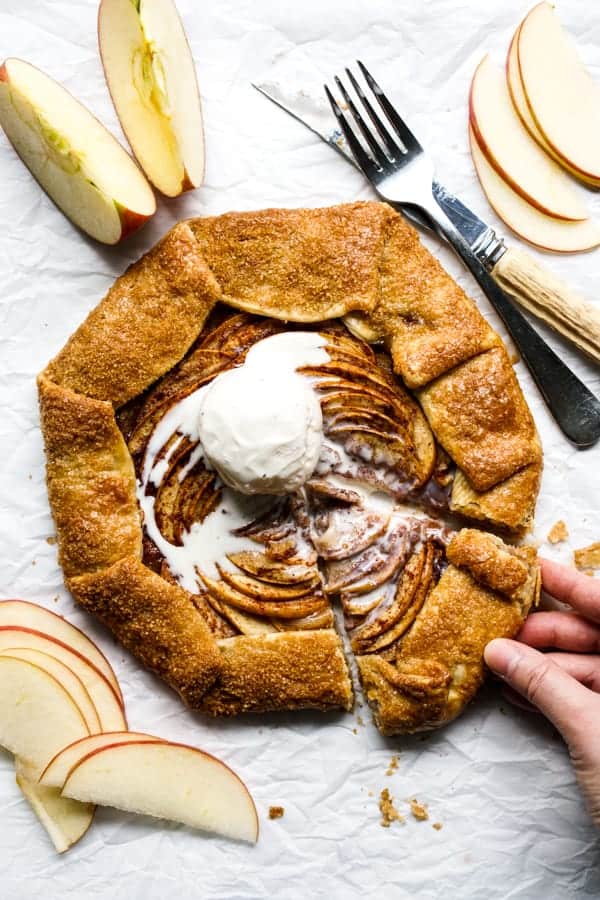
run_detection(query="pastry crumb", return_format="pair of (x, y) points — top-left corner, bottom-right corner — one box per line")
(574, 542), (600, 570)
(379, 789), (404, 827)
(269, 806), (284, 820)
(46, 535), (57, 546)
(432, 822), (443, 831)
(547, 520), (568, 544)
(357, 714), (364, 727)
(367, 790), (373, 797)
(385, 755), (399, 776)
(352, 727), (358, 735)
(409, 799), (429, 821)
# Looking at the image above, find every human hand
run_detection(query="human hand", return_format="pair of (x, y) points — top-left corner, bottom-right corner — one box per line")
(485, 558), (600, 826)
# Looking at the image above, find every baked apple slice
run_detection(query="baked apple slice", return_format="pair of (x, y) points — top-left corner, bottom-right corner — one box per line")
(0, 58), (155, 243)
(98, 0), (205, 197)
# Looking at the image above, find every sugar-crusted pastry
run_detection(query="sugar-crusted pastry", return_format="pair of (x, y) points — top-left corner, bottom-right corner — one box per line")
(39, 202), (542, 732)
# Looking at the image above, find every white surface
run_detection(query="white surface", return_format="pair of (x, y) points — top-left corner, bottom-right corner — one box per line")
(1, 0), (599, 897)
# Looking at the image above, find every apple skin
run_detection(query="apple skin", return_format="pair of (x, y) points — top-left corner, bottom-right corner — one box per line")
(40, 732), (163, 789)
(0, 63), (7, 82)
(468, 55), (586, 223)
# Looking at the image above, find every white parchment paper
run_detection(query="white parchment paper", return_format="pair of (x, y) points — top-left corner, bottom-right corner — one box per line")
(1, 0), (600, 896)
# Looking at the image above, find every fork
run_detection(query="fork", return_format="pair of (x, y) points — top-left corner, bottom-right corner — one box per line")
(325, 62), (600, 447)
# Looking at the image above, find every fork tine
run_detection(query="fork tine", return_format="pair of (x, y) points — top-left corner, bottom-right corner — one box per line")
(344, 68), (402, 160)
(324, 85), (381, 181)
(357, 60), (422, 153)
(333, 75), (391, 170)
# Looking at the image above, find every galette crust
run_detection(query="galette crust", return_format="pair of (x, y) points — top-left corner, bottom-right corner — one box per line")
(44, 223), (222, 407)
(38, 201), (543, 728)
(68, 555), (222, 706)
(37, 375), (141, 579)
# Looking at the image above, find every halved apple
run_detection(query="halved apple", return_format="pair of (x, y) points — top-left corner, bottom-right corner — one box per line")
(0, 647), (100, 733)
(61, 740), (259, 843)
(469, 125), (600, 252)
(0, 58), (155, 243)
(98, 0), (205, 197)
(469, 54), (587, 222)
(0, 600), (123, 705)
(518, 2), (600, 186)
(40, 732), (163, 789)
(0, 627), (126, 731)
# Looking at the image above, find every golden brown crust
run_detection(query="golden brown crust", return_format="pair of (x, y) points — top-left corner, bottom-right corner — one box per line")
(357, 560), (537, 735)
(198, 630), (353, 716)
(371, 212), (500, 388)
(44, 223), (221, 407)
(68, 555), (221, 706)
(188, 202), (391, 322)
(38, 376), (141, 579)
(446, 528), (534, 598)
(450, 463), (542, 533)
(418, 347), (541, 492)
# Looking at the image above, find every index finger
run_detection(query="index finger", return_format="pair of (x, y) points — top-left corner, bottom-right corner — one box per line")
(540, 558), (600, 624)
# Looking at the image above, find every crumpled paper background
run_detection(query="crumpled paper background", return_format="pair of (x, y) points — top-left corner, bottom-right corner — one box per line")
(1, 0), (600, 896)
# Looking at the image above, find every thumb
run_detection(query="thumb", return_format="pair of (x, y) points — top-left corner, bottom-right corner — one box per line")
(484, 638), (590, 743)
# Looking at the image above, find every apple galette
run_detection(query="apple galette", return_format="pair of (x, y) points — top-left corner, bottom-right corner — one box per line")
(38, 201), (542, 734)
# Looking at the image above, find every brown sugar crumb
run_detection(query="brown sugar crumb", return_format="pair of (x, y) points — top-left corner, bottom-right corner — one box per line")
(379, 788), (404, 827)
(547, 520), (569, 544)
(46, 535), (57, 546)
(385, 755), (399, 776)
(574, 542), (600, 571)
(432, 822), (443, 831)
(269, 806), (284, 820)
(409, 799), (429, 821)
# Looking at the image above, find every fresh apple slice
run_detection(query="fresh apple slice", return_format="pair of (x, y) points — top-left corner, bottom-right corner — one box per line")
(0, 58), (155, 243)
(40, 732), (163, 789)
(469, 54), (587, 222)
(469, 125), (600, 252)
(61, 740), (259, 843)
(0, 655), (90, 772)
(0, 647), (101, 733)
(0, 600), (124, 706)
(518, 2), (600, 186)
(506, 26), (551, 152)
(98, 0), (205, 197)
(16, 759), (94, 854)
(0, 627), (125, 731)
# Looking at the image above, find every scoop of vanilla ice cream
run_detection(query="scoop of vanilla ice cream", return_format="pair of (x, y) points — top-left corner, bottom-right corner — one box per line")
(198, 365), (323, 495)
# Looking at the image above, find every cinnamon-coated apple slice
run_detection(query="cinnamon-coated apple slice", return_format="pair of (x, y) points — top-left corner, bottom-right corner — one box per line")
(469, 54), (587, 222)
(518, 2), (600, 186)
(0, 58), (155, 244)
(98, 0), (205, 197)
(40, 732), (163, 789)
(0, 627), (125, 731)
(0, 600), (124, 705)
(60, 740), (259, 843)
(469, 125), (600, 252)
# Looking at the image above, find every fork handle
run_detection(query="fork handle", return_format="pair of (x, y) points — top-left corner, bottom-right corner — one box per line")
(421, 207), (600, 447)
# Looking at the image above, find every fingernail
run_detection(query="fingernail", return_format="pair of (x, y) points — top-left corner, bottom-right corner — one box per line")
(484, 638), (523, 677)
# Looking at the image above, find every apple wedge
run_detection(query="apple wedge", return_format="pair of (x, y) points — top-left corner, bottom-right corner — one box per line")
(469, 54), (587, 222)
(0, 647), (101, 733)
(0, 627), (125, 731)
(518, 2), (600, 186)
(16, 761), (94, 854)
(60, 740), (259, 843)
(469, 125), (600, 252)
(98, 0), (205, 197)
(0, 58), (156, 243)
(0, 600), (123, 705)
(40, 732), (163, 789)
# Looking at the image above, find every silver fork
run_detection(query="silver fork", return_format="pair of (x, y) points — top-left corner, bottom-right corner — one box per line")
(325, 62), (600, 447)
